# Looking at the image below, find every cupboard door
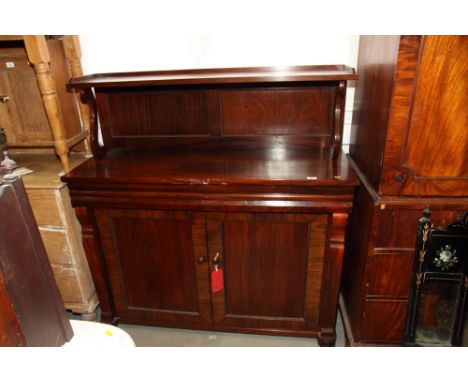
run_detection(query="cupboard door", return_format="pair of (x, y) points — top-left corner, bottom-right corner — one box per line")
(94, 209), (211, 325)
(380, 35), (468, 196)
(206, 212), (328, 334)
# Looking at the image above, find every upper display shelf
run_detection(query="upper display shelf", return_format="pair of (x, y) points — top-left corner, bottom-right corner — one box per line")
(67, 65), (357, 89)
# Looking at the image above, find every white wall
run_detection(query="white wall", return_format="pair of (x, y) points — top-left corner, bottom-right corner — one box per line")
(79, 35), (359, 145)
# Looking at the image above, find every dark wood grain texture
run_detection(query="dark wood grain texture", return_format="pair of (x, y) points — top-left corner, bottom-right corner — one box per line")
(221, 87), (334, 136)
(360, 300), (409, 343)
(349, 35), (400, 190)
(403, 36), (468, 187)
(342, 160), (468, 345)
(378, 36), (468, 197)
(0, 268), (26, 346)
(75, 207), (115, 323)
(94, 85), (340, 152)
(62, 65), (358, 345)
(94, 209), (211, 324)
(366, 250), (413, 298)
(351, 35), (468, 197)
(206, 213), (327, 332)
(341, 180), (377, 342)
(0, 177), (73, 346)
(318, 212), (348, 346)
(97, 89), (214, 139)
(63, 148), (357, 188)
(68, 65), (357, 89)
(68, 66), (355, 156)
(344, 35), (468, 346)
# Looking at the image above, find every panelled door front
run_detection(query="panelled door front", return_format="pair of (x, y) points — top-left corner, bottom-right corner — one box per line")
(0, 47), (52, 145)
(94, 209), (211, 325)
(206, 212), (328, 335)
(380, 35), (468, 197)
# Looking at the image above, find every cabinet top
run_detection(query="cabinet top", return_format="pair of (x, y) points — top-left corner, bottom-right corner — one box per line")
(62, 147), (359, 189)
(67, 65), (357, 89)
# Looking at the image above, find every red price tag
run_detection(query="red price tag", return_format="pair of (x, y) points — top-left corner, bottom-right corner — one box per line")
(211, 269), (224, 293)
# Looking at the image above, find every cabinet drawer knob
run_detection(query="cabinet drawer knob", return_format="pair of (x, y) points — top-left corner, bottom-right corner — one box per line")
(0, 95), (10, 103)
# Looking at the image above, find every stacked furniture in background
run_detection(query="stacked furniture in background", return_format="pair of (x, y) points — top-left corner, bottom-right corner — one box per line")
(0, 35), (97, 319)
(341, 35), (468, 345)
(0, 175), (73, 346)
(0, 35), (91, 170)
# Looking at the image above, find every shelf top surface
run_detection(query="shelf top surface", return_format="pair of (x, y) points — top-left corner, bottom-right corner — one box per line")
(62, 147), (358, 189)
(68, 65), (357, 89)
(8, 153), (88, 190)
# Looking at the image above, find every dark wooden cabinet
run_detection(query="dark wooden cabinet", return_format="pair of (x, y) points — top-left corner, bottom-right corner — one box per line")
(62, 65), (358, 345)
(342, 35), (468, 346)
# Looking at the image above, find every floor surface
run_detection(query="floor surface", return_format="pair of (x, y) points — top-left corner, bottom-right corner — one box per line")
(70, 310), (346, 346)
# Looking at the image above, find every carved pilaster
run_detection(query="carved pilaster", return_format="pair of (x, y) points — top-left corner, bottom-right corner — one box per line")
(332, 81), (346, 159)
(81, 88), (106, 158)
(318, 212), (348, 346)
(75, 207), (116, 324)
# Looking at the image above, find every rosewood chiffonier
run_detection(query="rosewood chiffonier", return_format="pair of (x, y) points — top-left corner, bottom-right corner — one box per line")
(62, 65), (359, 346)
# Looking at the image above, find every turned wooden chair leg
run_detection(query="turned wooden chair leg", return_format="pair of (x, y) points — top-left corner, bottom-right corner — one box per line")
(23, 36), (71, 172)
(57, 152), (70, 173)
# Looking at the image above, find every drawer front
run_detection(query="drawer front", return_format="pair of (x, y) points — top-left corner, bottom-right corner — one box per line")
(50, 265), (94, 305)
(360, 299), (408, 343)
(26, 189), (65, 227)
(39, 228), (75, 266)
(375, 208), (466, 248)
(366, 250), (414, 298)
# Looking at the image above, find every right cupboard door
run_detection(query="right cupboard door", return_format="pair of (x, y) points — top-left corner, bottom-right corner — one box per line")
(206, 212), (328, 335)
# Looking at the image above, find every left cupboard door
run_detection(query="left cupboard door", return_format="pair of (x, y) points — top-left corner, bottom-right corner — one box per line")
(94, 209), (212, 325)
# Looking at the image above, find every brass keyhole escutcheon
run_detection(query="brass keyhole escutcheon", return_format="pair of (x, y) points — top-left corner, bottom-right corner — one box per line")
(0, 95), (10, 103)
